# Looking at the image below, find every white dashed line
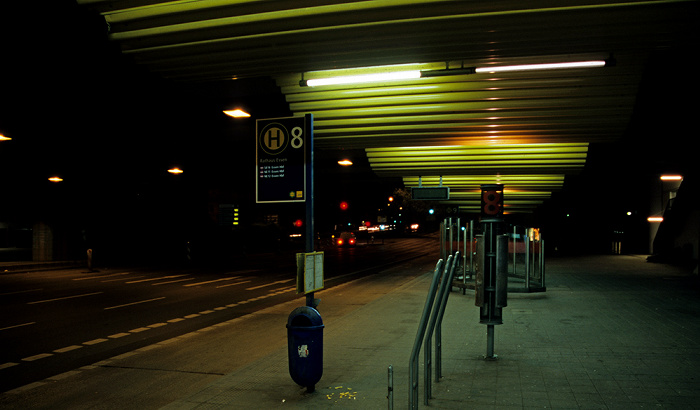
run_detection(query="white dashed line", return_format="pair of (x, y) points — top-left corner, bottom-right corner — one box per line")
(22, 353), (53, 362)
(0, 322), (36, 331)
(84, 338), (108, 346)
(54, 345), (82, 353)
(245, 279), (293, 291)
(104, 297), (166, 310)
(28, 292), (103, 305)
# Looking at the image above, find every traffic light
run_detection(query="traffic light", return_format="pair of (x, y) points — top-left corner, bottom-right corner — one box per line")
(480, 184), (504, 219)
(293, 219), (303, 228)
(339, 201), (349, 211)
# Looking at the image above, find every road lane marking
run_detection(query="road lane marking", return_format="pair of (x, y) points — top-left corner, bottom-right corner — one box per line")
(129, 327), (150, 333)
(184, 314), (200, 319)
(54, 345), (82, 353)
(152, 277), (195, 285)
(84, 338), (108, 345)
(109, 332), (130, 339)
(245, 279), (293, 291)
(0, 288), (42, 296)
(73, 272), (131, 281)
(102, 276), (145, 283)
(148, 322), (167, 328)
(22, 353), (53, 362)
(104, 296), (166, 310)
(167, 318), (185, 323)
(0, 322), (36, 331)
(0, 362), (19, 370)
(27, 292), (103, 305)
(126, 275), (187, 284)
(216, 280), (251, 288)
(183, 276), (242, 287)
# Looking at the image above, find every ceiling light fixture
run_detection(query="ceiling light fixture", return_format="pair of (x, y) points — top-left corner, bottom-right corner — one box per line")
(660, 175), (682, 181)
(223, 109), (251, 118)
(301, 58), (611, 87)
(474, 60), (607, 73)
(301, 71), (421, 87)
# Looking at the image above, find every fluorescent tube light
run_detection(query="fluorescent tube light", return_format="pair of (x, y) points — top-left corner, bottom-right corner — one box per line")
(303, 70), (421, 87)
(475, 60), (606, 73)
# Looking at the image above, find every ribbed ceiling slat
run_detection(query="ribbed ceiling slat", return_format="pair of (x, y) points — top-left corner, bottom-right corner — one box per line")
(76, 0), (698, 214)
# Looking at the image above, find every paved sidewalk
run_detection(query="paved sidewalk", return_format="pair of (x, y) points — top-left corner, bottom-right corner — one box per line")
(163, 254), (700, 409)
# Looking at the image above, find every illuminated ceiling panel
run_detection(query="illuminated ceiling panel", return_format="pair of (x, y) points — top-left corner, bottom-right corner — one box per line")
(77, 0), (697, 214)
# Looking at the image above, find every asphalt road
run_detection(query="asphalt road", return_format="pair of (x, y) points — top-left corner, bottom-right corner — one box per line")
(0, 235), (434, 392)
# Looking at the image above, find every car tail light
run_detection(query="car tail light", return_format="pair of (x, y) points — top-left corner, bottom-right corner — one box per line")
(349, 238), (356, 245)
(337, 239), (343, 246)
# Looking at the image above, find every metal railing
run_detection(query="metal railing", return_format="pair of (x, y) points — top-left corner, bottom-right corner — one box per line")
(408, 251), (459, 408)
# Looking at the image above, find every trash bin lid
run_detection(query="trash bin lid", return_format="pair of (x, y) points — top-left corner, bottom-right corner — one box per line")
(287, 306), (323, 328)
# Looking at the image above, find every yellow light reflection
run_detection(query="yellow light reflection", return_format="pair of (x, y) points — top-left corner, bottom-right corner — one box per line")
(48, 176), (63, 182)
(168, 168), (184, 174)
(0, 134), (11, 141)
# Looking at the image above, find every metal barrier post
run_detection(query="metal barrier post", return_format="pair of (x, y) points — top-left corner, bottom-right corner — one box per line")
(387, 365), (393, 410)
(425, 255), (455, 404)
(409, 259), (444, 409)
(436, 251), (459, 380)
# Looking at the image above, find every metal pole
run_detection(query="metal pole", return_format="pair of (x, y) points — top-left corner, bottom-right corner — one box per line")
(486, 325), (495, 358)
(409, 259), (444, 409)
(525, 230), (531, 289)
(304, 114), (315, 308)
(436, 252), (459, 380)
(387, 365), (393, 410)
(541, 238), (546, 287)
(512, 226), (517, 277)
(425, 255), (454, 404)
(469, 220), (474, 278)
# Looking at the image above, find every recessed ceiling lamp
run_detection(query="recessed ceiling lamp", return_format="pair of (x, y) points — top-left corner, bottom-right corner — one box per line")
(223, 109), (251, 118)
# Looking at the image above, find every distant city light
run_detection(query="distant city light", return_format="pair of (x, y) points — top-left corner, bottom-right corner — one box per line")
(168, 168), (184, 174)
(48, 176), (63, 182)
(647, 216), (664, 222)
(0, 134), (11, 141)
(660, 175), (682, 181)
(338, 159), (353, 166)
(223, 109), (251, 118)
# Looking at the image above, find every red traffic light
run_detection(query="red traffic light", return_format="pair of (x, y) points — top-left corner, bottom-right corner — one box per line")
(293, 219), (303, 228)
(339, 201), (349, 210)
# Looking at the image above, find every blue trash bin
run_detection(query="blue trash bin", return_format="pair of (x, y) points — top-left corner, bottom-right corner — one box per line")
(286, 306), (324, 391)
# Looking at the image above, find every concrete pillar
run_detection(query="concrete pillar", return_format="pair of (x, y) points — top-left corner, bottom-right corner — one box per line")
(32, 222), (53, 262)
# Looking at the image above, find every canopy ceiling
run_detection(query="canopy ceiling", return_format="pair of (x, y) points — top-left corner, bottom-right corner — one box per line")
(77, 0), (698, 214)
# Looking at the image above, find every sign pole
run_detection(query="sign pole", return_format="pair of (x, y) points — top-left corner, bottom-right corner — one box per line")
(304, 114), (316, 308)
